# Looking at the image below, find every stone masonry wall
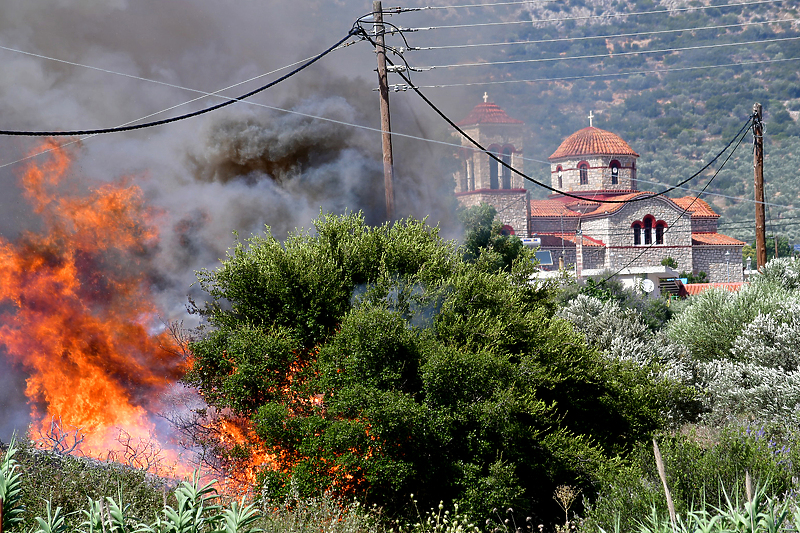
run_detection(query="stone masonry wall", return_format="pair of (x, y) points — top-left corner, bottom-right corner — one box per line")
(582, 197), (694, 271)
(530, 217), (580, 234)
(457, 190), (529, 236)
(691, 218), (719, 232)
(550, 155), (637, 192)
(693, 246), (744, 282)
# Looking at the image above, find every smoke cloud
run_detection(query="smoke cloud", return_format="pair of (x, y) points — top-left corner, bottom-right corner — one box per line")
(0, 0), (507, 442)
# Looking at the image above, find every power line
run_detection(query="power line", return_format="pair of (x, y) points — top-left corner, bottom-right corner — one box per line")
(0, 29), (359, 137)
(401, 0), (785, 32)
(357, 28), (755, 205)
(409, 17), (797, 50)
(398, 0), (555, 11)
(412, 35), (800, 70)
(407, 55), (800, 88)
(634, 177), (795, 209)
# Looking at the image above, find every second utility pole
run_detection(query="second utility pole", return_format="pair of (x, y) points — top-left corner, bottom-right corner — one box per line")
(373, 0), (395, 221)
(753, 103), (767, 270)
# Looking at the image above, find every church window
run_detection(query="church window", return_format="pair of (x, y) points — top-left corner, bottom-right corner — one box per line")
(578, 162), (589, 185)
(489, 145), (499, 189)
(631, 161), (637, 189)
(556, 165), (563, 189)
(501, 147), (513, 189)
(632, 222), (642, 245)
(655, 221), (667, 245)
(610, 160), (620, 185)
(643, 216), (654, 245)
(500, 224), (515, 236)
(467, 159), (474, 191)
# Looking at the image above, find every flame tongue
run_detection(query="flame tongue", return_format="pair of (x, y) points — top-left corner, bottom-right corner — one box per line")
(0, 142), (183, 456)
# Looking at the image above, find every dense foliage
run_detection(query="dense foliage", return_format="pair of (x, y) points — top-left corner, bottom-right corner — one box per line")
(0, 438), (379, 533)
(552, 258), (800, 532)
(185, 212), (684, 524)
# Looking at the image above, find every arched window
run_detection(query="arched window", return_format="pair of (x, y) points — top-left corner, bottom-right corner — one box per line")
(655, 221), (667, 245)
(609, 160), (620, 185)
(643, 216), (654, 245)
(466, 159), (474, 191)
(631, 161), (637, 189)
(578, 162), (589, 185)
(501, 147), (513, 189)
(500, 224), (515, 236)
(556, 165), (563, 189)
(488, 146), (499, 189)
(632, 222), (642, 245)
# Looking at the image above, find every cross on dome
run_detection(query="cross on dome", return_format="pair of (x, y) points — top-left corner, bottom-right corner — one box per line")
(588, 110), (594, 127)
(483, 92), (489, 103)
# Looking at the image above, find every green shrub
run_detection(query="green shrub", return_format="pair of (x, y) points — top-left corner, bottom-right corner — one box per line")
(582, 423), (800, 533)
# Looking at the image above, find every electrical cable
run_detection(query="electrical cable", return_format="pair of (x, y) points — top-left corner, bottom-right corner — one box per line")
(600, 119), (752, 281)
(0, 41), (357, 108)
(398, 0), (555, 12)
(413, 35), (800, 70)
(633, 177), (794, 209)
(0, 28), (360, 137)
(408, 56), (800, 88)
(401, 0), (784, 32)
(409, 17), (797, 50)
(353, 22), (754, 205)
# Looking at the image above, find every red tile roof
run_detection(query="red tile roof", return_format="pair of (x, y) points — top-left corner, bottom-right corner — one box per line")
(684, 282), (745, 296)
(456, 102), (524, 127)
(691, 232), (746, 246)
(538, 233), (605, 247)
(672, 197), (720, 217)
(549, 127), (639, 160)
(529, 199), (583, 217)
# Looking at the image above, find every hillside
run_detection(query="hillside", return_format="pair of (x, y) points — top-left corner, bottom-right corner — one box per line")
(400, 0), (800, 246)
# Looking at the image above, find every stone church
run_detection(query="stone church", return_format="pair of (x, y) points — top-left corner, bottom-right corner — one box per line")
(453, 95), (745, 283)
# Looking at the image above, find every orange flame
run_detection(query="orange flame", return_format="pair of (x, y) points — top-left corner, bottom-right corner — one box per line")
(0, 141), (185, 465)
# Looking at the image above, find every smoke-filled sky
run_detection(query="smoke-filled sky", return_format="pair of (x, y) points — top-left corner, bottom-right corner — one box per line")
(0, 0), (527, 440)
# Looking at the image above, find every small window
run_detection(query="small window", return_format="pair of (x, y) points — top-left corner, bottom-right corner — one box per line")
(501, 147), (513, 189)
(644, 217), (653, 245)
(578, 162), (589, 185)
(556, 165), (563, 189)
(632, 222), (642, 245)
(610, 160), (620, 185)
(655, 222), (666, 245)
(500, 224), (515, 236)
(489, 146), (499, 189)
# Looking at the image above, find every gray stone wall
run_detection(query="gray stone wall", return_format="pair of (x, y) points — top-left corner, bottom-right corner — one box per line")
(588, 197), (693, 249)
(607, 245), (693, 273)
(457, 190), (529, 236)
(691, 218), (719, 233)
(542, 246), (575, 270)
(530, 217), (580, 234)
(550, 155), (637, 192)
(692, 246), (744, 283)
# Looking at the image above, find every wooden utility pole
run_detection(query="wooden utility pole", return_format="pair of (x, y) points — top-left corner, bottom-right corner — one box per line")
(753, 103), (767, 270)
(373, 0), (395, 221)
(1, 496), (4, 533)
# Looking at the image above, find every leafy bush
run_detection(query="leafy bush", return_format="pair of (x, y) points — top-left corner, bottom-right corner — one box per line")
(1, 436), (168, 531)
(583, 424), (800, 533)
(186, 213), (680, 525)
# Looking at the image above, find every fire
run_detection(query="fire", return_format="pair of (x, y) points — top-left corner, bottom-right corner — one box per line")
(0, 141), (185, 466)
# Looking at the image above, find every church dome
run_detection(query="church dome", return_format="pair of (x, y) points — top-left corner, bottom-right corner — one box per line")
(548, 127), (638, 160)
(456, 100), (524, 127)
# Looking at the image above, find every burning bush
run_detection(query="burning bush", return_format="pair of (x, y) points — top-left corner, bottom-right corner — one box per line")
(185, 212), (692, 525)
